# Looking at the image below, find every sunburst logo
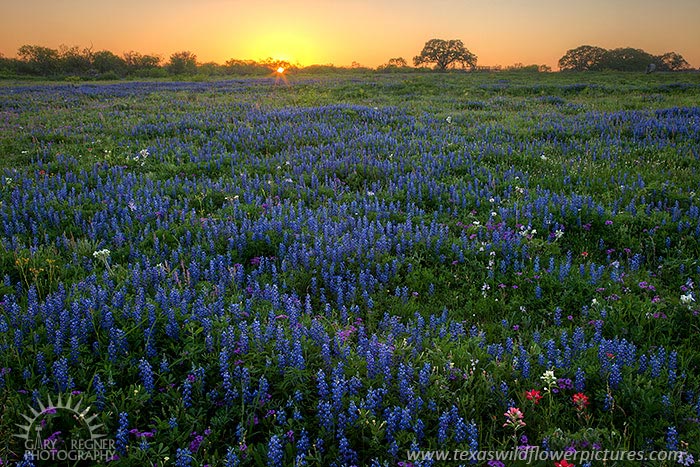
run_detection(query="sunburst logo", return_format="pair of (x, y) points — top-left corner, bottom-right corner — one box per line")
(14, 393), (115, 463)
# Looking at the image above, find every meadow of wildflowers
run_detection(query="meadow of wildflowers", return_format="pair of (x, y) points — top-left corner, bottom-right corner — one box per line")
(0, 72), (699, 465)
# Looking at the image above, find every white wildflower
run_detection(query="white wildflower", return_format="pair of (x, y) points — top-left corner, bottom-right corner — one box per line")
(680, 293), (695, 305)
(481, 283), (490, 298)
(93, 249), (111, 261)
(93, 249), (113, 273)
(541, 370), (556, 388)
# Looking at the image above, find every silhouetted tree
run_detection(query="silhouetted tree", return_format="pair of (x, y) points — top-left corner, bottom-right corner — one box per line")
(0, 53), (13, 75)
(506, 63), (547, 72)
(388, 57), (407, 67)
(17, 45), (60, 75)
(558, 45), (607, 71)
(92, 50), (127, 75)
(559, 45), (692, 72)
(378, 57), (411, 72)
(167, 51), (197, 75)
(413, 39), (477, 71)
(123, 51), (161, 71)
(58, 45), (92, 75)
(260, 57), (293, 72)
(224, 59), (270, 75)
(597, 48), (656, 72)
(657, 52), (691, 71)
(198, 62), (225, 76)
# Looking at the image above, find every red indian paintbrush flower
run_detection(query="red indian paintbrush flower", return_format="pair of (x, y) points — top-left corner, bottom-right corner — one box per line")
(572, 392), (590, 410)
(555, 460), (575, 467)
(503, 407), (526, 429)
(525, 389), (543, 404)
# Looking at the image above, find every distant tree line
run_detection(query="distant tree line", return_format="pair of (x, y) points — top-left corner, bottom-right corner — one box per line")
(0, 45), (305, 79)
(0, 42), (694, 79)
(558, 45), (692, 72)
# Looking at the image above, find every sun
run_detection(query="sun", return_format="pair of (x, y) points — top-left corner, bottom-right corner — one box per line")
(276, 66), (285, 74)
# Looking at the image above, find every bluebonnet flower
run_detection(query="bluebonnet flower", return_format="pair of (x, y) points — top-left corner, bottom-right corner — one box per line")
(603, 392), (614, 411)
(317, 400), (334, 431)
(519, 347), (531, 379)
(678, 452), (695, 466)
(413, 417), (425, 442)
(661, 394), (672, 416)
(225, 447), (240, 467)
(338, 435), (358, 465)
(139, 436), (150, 451)
(267, 435), (284, 467)
(418, 362), (431, 390)
(182, 375), (193, 408)
(608, 363), (622, 389)
(52, 356), (73, 392)
(138, 358), (154, 394)
(499, 381), (509, 406)
(553, 307), (562, 326)
(650, 353), (663, 379)
(466, 419), (478, 454)
(93, 374), (106, 411)
(175, 447), (193, 467)
(668, 369), (677, 387)
(16, 452), (36, 467)
(666, 426), (678, 450)
(36, 352), (46, 376)
(116, 412), (129, 455)
(453, 414), (469, 443)
(438, 409), (451, 444)
(388, 440), (399, 457)
(575, 367), (586, 392)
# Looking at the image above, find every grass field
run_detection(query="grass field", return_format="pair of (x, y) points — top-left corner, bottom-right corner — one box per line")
(1, 71), (699, 466)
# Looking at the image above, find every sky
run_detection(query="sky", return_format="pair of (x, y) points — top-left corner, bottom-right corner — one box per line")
(1, 0), (698, 69)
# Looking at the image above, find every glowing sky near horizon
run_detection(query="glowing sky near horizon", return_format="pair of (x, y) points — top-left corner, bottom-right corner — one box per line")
(1, 0), (698, 69)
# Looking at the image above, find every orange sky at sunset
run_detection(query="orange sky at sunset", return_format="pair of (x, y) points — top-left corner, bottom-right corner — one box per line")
(1, 0), (698, 70)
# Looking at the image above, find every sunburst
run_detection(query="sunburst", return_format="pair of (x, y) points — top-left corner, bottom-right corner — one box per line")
(14, 394), (106, 442)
